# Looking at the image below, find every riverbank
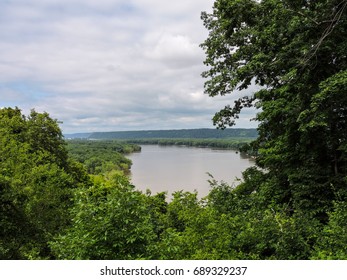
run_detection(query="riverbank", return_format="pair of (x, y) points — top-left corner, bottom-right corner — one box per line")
(124, 138), (254, 151)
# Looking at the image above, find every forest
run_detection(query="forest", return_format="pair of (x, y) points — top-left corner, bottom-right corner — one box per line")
(1, 0), (347, 260)
(122, 138), (254, 151)
(84, 128), (258, 140)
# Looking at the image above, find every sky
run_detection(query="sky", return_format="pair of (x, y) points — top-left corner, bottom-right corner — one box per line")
(1, 0), (258, 133)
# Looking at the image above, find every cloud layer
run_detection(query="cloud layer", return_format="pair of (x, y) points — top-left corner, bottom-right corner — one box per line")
(1, 0), (257, 133)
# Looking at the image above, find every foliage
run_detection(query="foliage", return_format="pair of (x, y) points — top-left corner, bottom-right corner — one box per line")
(201, 0), (347, 217)
(150, 176), (320, 260)
(66, 140), (140, 175)
(313, 201), (347, 259)
(0, 107), (89, 259)
(126, 138), (253, 150)
(50, 176), (156, 260)
(88, 128), (258, 140)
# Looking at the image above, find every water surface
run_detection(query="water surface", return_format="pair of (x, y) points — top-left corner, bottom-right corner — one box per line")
(127, 145), (254, 197)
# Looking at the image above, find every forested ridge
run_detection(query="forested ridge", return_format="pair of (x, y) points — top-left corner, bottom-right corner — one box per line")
(1, 0), (347, 260)
(66, 128), (258, 140)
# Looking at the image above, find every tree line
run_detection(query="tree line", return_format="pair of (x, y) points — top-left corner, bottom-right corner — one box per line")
(123, 138), (253, 151)
(87, 128), (258, 140)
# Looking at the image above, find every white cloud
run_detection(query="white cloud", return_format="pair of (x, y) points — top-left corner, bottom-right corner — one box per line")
(0, 0), (258, 133)
(145, 33), (203, 68)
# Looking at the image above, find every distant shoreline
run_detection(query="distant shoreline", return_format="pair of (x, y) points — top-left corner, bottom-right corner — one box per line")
(65, 128), (258, 140)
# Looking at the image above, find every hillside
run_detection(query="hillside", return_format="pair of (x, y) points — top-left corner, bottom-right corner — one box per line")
(87, 128), (258, 140)
(64, 132), (93, 139)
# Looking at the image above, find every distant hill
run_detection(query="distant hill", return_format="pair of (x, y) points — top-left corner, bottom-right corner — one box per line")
(64, 133), (93, 139)
(88, 128), (258, 140)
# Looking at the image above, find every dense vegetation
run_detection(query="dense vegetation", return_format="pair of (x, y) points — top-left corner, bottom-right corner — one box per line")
(200, 0), (347, 257)
(85, 128), (258, 140)
(124, 138), (253, 151)
(202, 0), (347, 214)
(66, 140), (140, 175)
(0, 108), (89, 259)
(1, 0), (347, 260)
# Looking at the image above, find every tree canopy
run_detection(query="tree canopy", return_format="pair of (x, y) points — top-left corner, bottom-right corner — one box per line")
(0, 107), (89, 259)
(201, 0), (347, 216)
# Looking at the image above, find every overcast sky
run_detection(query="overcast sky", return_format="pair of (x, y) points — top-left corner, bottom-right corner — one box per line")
(1, 0), (258, 133)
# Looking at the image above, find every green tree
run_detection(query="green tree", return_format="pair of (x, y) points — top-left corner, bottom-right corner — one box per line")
(66, 140), (137, 175)
(313, 201), (347, 259)
(50, 176), (156, 260)
(0, 107), (88, 259)
(201, 0), (347, 215)
(26, 110), (68, 168)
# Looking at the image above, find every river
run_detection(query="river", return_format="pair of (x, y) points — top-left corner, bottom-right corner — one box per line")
(126, 145), (254, 198)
